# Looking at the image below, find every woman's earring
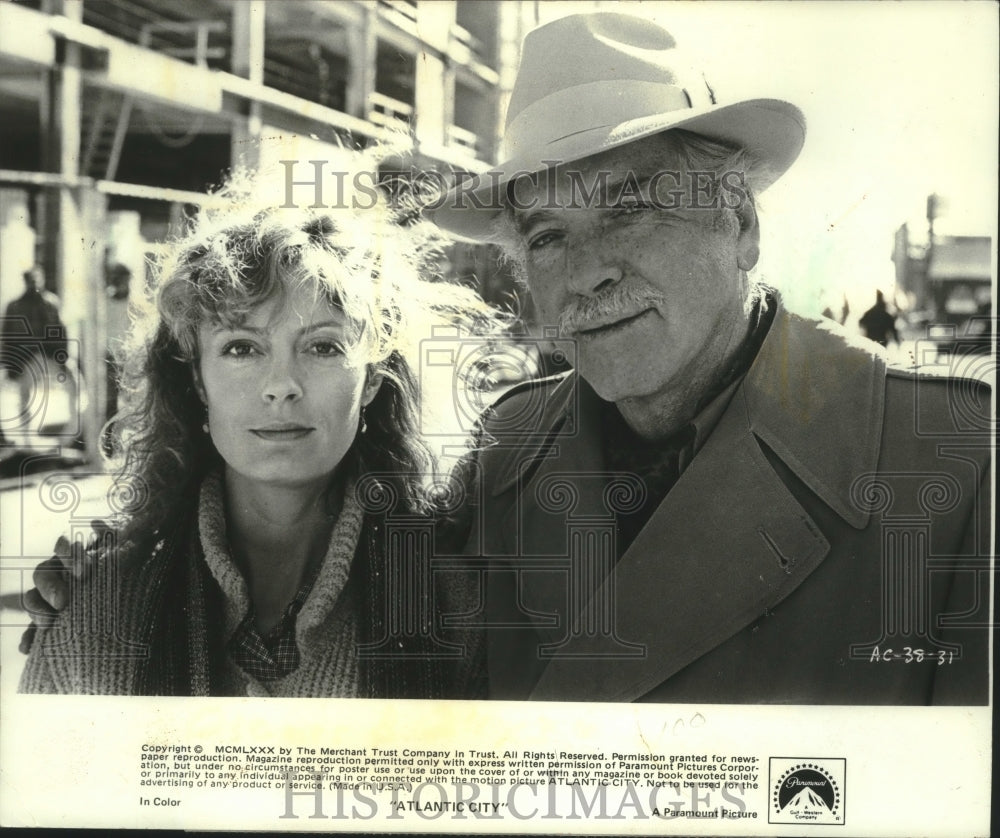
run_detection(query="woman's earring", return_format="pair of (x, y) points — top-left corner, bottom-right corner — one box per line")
(202, 408), (210, 434)
(359, 406), (368, 435)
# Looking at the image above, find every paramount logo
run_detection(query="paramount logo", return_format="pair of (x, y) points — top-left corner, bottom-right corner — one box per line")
(768, 758), (845, 826)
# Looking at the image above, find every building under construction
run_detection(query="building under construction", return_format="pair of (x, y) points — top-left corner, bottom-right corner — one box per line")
(1, 0), (537, 465)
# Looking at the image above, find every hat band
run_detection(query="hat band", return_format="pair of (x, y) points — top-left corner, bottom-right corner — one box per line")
(502, 80), (702, 161)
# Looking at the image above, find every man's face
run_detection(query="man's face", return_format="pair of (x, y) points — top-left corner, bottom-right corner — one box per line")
(511, 134), (759, 406)
(23, 270), (41, 292)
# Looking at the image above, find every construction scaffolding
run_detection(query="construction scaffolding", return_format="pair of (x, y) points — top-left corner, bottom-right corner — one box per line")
(1, 0), (534, 468)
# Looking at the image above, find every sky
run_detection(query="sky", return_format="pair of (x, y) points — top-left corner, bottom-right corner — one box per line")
(534, 1), (998, 316)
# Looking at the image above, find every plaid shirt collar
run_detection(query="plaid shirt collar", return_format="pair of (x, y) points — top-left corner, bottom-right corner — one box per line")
(229, 563), (322, 682)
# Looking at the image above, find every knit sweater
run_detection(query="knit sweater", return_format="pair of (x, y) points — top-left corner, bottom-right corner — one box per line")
(197, 472), (364, 697)
(19, 473), (487, 698)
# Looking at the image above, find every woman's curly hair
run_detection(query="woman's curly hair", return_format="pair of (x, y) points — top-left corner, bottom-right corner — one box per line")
(106, 162), (504, 550)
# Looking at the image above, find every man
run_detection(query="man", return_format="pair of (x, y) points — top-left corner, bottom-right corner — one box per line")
(859, 290), (900, 347)
(429, 12), (990, 704)
(1, 266), (78, 436)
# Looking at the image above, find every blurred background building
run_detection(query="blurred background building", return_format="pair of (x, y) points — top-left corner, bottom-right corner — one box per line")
(0, 0), (551, 470)
(893, 194), (992, 324)
(891, 193), (993, 364)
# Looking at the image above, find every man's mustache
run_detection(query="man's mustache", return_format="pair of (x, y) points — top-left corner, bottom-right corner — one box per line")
(558, 284), (666, 335)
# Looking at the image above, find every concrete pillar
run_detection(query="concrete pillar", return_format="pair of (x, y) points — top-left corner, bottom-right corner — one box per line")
(494, 2), (528, 163)
(36, 0), (108, 458)
(345, 5), (376, 120)
(0, 189), (36, 310)
(39, 0), (82, 300)
(78, 186), (106, 459)
(441, 61), (456, 144)
(230, 1), (265, 170)
(414, 2), (454, 149)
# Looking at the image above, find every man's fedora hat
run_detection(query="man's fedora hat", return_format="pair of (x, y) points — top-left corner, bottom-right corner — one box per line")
(429, 12), (806, 240)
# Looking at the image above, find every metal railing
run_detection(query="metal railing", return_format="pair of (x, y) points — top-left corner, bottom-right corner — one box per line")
(449, 22), (485, 62)
(368, 91), (414, 128)
(446, 124), (480, 157)
(377, 0), (419, 25)
(138, 20), (227, 68)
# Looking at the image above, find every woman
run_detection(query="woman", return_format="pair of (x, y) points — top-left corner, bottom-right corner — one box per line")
(19, 168), (499, 698)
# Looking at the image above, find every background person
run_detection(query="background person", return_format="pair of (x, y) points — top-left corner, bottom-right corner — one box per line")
(858, 290), (900, 347)
(0, 266), (80, 441)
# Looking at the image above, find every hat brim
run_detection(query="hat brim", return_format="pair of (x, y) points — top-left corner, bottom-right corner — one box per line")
(428, 97), (805, 241)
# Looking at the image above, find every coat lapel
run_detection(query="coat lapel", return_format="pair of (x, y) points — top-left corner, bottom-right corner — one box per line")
(527, 384), (830, 701)
(491, 375), (610, 645)
(486, 303), (884, 702)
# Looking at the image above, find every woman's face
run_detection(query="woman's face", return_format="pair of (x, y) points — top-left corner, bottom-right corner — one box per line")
(196, 281), (381, 491)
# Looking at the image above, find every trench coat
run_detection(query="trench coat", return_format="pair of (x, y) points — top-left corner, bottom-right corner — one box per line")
(465, 301), (991, 704)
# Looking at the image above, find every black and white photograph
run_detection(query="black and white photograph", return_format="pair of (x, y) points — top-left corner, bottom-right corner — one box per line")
(0, 0), (995, 833)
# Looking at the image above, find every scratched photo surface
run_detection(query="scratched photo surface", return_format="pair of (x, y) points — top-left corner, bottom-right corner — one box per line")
(0, 0), (994, 833)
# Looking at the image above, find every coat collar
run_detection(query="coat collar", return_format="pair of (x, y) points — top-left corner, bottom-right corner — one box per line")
(490, 371), (578, 496)
(742, 301), (886, 529)
(486, 300), (886, 702)
(525, 380), (831, 701)
(492, 299), (885, 527)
